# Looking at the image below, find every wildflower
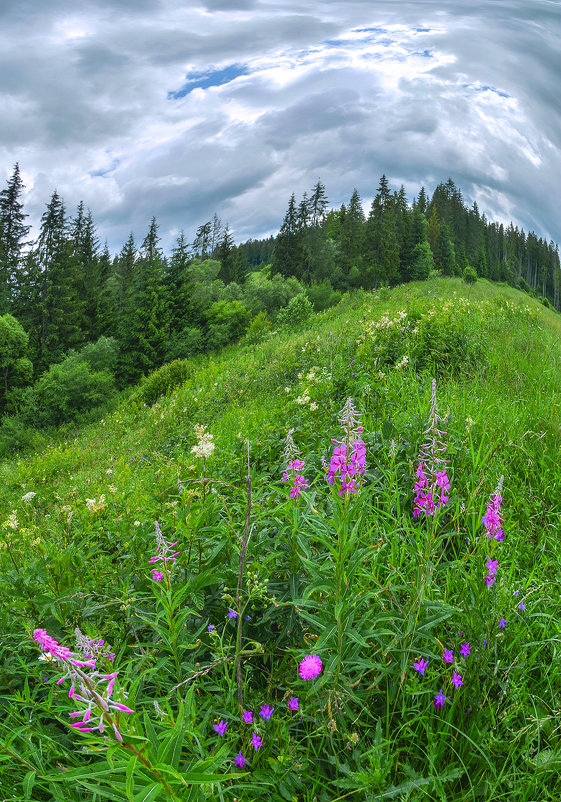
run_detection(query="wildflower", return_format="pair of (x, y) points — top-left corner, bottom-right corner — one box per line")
(518, 601), (526, 612)
(499, 618), (507, 629)
(227, 609), (238, 619)
(213, 720), (228, 736)
(242, 709), (253, 724)
(250, 732), (263, 751)
(442, 649), (453, 664)
(259, 704), (274, 721)
(33, 628), (132, 740)
(234, 751), (246, 768)
(288, 696), (299, 711)
(451, 671), (463, 689)
(85, 495), (106, 513)
(413, 379), (450, 517)
(191, 424), (215, 460)
(414, 657), (429, 675)
(486, 558), (499, 576)
(485, 573), (496, 588)
(434, 689), (446, 709)
(326, 398), (367, 498)
(298, 654), (323, 680)
(482, 477), (505, 541)
(460, 642), (471, 659)
(151, 569), (163, 582)
(281, 429), (308, 499)
(149, 521), (179, 575)
(21, 491), (37, 503)
(207, 624), (215, 633)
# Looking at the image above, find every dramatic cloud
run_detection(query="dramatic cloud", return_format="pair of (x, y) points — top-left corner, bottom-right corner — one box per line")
(0, 0), (559, 253)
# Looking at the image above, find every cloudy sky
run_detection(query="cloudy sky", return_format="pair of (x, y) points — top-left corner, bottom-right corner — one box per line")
(1, 0), (559, 254)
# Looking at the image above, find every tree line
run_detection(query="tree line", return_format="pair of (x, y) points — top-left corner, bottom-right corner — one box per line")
(0, 164), (559, 427)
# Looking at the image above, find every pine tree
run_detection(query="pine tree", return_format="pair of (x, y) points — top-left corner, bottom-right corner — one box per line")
(271, 194), (303, 278)
(0, 164), (31, 314)
(216, 226), (241, 284)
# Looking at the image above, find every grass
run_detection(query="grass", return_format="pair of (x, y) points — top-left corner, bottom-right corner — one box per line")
(1, 276), (561, 801)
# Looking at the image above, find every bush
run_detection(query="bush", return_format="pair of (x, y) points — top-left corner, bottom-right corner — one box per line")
(0, 416), (39, 456)
(67, 336), (120, 374)
(21, 361), (116, 428)
(133, 359), (191, 406)
(276, 293), (314, 328)
(164, 327), (204, 362)
(244, 311), (271, 345)
(463, 265), (478, 286)
(306, 280), (342, 311)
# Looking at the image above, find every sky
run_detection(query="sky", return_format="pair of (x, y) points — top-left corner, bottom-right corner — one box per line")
(0, 0), (559, 255)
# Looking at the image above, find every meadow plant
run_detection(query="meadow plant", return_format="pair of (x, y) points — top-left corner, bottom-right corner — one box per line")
(281, 428), (308, 499)
(413, 379), (450, 517)
(326, 397), (366, 497)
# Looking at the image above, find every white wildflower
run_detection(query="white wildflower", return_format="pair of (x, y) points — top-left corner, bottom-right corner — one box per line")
(85, 495), (106, 513)
(191, 424), (215, 460)
(21, 491), (37, 503)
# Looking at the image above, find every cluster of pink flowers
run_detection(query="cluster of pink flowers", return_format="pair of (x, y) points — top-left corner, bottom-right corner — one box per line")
(149, 520), (179, 582)
(281, 429), (309, 499)
(33, 628), (132, 741)
(413, 379), (451, 517)
(74, 628), (115, 663)
(483, 477), (504, 588)
(326, 398), (366, 497)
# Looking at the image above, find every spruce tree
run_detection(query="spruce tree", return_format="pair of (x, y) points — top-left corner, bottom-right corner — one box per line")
(0, 164), (31, 314)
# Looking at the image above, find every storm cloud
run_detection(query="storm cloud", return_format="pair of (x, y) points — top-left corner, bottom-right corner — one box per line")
(0, 0), (559, 252)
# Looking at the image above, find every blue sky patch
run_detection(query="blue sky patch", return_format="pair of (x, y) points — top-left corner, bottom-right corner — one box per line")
(168, 64), (249, 99)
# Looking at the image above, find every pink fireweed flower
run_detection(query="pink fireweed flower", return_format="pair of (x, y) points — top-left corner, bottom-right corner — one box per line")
(482, 477), (505, 541)
(282, 430), (308, 500)
(451, 671), (463, 689)
(251, 732), (263, 751)
(149, 520), (179, 583)
(288, 696), (299, 711)
(213, 720), (228, 736)
(413, 379), (451, 517)
(442, 649), (454, 664)
(242, 709), (253, 724)
(326, 398), (367, 497)
(460, 642), (471, 659)
(298, 654), (323, 680)
(33, 628), (132, 740)
(434, 689), (446, 709)
(414, 657), (429, 675)
(151, 569), (163, 582)
(234, 751), (246, 768)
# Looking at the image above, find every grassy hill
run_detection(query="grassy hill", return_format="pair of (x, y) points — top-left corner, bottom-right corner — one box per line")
(1, 277), (561, 801)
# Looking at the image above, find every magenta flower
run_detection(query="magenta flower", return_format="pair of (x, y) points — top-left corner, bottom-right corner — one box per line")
(259, 704), (274, 721)
(482, 478), (505, 541)
(234, 751), (246, 768)
(499, 617), (507, 629)
(282, 431), (308, 500)
(434, 689), (446, 708)
(213, 720), (228, 736)
(298, 654), (323, 680)
(485, 573), (496, 588)
(288, 696), (299, 711)
(326, 399), (367, 497)
(242, 709), (253, 724)
(227, 609), (238, 619)
(149, 521), (179, 569)
(486, 558), (499, 576)
(451, 671), (463, 689)
(250, 732), (263, 751)
(414, 657), (429, 675)
(442, 649), (453, 664)
(459, 642), (471, 659)
(413, 380), (451, 517)
(151, 569), (163, 582)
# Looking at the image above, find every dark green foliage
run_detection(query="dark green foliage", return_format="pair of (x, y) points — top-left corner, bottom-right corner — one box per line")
(411, 241), (434, 280)
(0, 163), (30, 315)
(306, 280), (342, 311)
(66, 336), (120, 373)
(164, 326), (204, 362)
(133, 358), (191, 406)
(463, 265), (478, 285)
(0, 313), (33, 412)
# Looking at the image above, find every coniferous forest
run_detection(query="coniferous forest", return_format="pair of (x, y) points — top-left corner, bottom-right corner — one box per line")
(0, 164), (559, 442)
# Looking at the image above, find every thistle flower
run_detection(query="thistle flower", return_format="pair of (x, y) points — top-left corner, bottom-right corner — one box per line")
(33, 628), (132, 741)
(413, 379), (450, 517)
(298, 654), (323, 680)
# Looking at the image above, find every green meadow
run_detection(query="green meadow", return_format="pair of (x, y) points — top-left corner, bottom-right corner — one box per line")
(1, 276), (561, 801)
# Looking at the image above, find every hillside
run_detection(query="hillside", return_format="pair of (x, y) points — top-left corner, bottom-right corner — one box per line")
(1, 277), (561, 801)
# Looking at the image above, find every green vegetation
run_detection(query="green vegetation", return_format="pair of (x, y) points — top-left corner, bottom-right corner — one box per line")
(1, 277), (561, 800)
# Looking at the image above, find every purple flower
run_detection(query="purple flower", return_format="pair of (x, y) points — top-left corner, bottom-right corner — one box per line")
(250, 732), (263, 751)
(213, 720), (228, 736)
(485, 557), (499, 576)
(518, 601), (526, 611)
(242, 709), (253, 724)
(207, 624), (215, 633)
(151, 569), (163, 582)
(434, 689), (446, 709)
(442, 649), (453, 664)
(485, 573), (496, 588)
(259, 704), (274, 721)
(451, 671), (463, 689)
(234, 751), (246, 768)
(499, 618), (507, 629)
(414, 657), (429, 675)
(288, 696), (299, 711)
(413, 380), (451, 517)
(482, 479), (505, 541)
(298, 654), (323, 680)
(227, 609), (238, 619)
(460, 642), (471, 658)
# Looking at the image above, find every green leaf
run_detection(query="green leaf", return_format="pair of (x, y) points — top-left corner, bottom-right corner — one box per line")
(134, 782), (164, 802)
(23, 770), (35, 799)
